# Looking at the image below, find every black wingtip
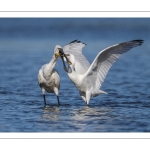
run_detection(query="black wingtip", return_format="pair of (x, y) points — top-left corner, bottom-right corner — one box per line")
(132, 39), (144, 45)
(69, 39), (78, 44)
(68, 39), (87, 45)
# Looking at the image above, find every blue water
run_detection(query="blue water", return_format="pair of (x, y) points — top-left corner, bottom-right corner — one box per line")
(0, 18), (150, 132)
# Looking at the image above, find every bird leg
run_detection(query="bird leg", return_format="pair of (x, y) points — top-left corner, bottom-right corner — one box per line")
(43, 94), (46, 106)
(57, 96), (60, 106)
(86, 89), (92, 105)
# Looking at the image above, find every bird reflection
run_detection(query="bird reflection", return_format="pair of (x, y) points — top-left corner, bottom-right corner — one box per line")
(72, 105), (111, 121)
(40, 104), (112, 132)
(42, 106), (60, 121)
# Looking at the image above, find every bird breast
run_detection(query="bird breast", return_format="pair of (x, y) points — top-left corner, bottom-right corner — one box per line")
(68, 72), (90, 93)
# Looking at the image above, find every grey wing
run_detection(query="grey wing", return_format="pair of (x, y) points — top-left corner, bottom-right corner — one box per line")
(84, 40), (144, 91)
(63, 40), (91, 74)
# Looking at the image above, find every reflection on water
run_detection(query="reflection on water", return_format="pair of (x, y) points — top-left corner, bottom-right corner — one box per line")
(72, 106), (110, 121)
(0, 18), (150, 132)
(42, 106), (60, 121)
(40, 105), (113, 132)
(69, 106), (113, 132)
(42, 105), (111, 122)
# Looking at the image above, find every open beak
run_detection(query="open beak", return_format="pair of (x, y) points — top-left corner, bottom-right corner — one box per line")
(58, 48), (72, 72)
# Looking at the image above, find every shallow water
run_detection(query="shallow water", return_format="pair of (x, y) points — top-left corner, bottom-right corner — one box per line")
(0, 18), (150, 132)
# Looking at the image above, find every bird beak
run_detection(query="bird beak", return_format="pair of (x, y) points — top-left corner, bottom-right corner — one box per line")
(58, 48), (72, 73)
(55, 52), (60, 58)
(58, 48), (72, 64)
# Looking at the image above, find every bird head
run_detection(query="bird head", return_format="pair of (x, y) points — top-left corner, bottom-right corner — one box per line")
(54, 45), (62, 58)
(54, 45), (72, 72)
(60, 54), (75, 74)
(64, 54), (75, 66)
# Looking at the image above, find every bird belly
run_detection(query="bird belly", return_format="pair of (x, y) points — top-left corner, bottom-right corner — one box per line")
(70, 76), (90, 93)
(39, 80), (55, 93)
(68, 72), (91, 93)
(40, 83), (53, 93)
(44, 85), (54, 93)
(75, 83), (89, 93)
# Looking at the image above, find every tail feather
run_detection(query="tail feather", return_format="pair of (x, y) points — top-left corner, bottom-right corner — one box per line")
(91, 89), (107, 97)
(99, 90), (107, 94)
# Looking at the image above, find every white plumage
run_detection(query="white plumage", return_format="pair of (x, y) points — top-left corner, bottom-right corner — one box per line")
(61, 39), (144, 105)
(62, 40), (90, 74)
(38, 45), (61, 106)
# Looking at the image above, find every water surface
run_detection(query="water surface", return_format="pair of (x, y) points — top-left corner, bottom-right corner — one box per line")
(0, 18), (150, 132)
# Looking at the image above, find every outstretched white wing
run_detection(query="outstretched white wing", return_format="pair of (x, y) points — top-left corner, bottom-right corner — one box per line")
(84, 40), (144, 91)
(63, 40), (91, 74)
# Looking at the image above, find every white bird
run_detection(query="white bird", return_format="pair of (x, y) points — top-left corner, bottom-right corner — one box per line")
(62, 40), (90, 74)
(59, 39), (144, 105)
(38, 45), (63, 106)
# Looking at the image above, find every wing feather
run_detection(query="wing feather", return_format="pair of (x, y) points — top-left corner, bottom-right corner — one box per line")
(63, 40), (91, 74)
(84, 40), (144, 91)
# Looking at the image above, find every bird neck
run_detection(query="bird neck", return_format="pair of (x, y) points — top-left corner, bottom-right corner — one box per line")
(44, 56), (57, 75)
(68, 65), (83, 84)
(49, 55), (57, 64)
